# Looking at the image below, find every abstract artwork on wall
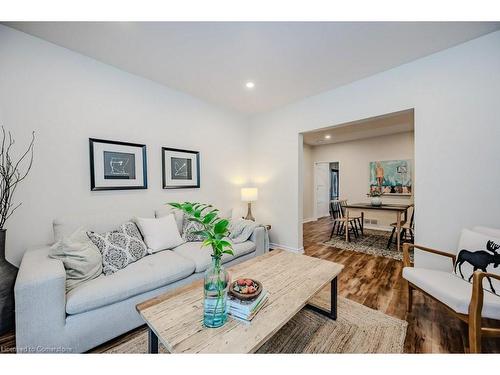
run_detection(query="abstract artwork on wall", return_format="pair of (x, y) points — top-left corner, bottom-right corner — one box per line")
(89, 138), (147, 191)
(369, 159), (412, 195)
(162, 147), (200, 189)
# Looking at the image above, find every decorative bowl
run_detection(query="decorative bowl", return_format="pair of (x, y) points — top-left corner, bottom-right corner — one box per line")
(229, 278), (262, 300)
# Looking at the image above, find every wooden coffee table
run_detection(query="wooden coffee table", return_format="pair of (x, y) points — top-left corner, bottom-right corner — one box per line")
(136, 249), (343, 353)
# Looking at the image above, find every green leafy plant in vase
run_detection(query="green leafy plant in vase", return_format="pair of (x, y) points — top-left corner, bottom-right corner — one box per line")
(368, 188), (383, 206)
(168, 202), (234, 328)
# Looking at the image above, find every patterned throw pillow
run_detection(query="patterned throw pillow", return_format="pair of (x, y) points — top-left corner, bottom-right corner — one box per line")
(87, 222), (148, 275)
(182, 216), (205, 242)
(454, 229), (500, 296)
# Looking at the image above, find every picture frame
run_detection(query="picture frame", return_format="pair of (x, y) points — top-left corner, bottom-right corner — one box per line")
(89, 138), (148, 191)
(369, 159), (412, 196)
(162, 147), (200, 189)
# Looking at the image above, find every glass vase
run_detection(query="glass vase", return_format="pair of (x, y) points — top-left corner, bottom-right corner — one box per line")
(203, 255), (230, 328)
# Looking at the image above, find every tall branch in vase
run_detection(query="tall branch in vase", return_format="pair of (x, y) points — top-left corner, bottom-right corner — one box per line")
(0, 127), (35, 229)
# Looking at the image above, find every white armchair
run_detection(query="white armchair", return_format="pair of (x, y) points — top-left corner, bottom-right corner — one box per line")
(402, 227), (500, 353)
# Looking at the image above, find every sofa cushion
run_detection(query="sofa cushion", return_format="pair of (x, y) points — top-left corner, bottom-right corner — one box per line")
(182, 216), (205, 242)
(155, 207), (233, 235)
(87, 222), (148, 275)
(49, 227), (102, 293)
(454, 229), (500, 296)
(173, 240), (256, 273)
(154, 206), (185, 234)
(66, 250), (195, 314)
(403, 267), (500, 319)
(135, 215), (184, 253)
(229, 218), (259, 244)
(473, 226), (500, 238)
(53, 209), (154, 242)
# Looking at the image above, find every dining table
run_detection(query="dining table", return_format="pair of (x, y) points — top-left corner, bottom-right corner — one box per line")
(343, 202), (413, 252)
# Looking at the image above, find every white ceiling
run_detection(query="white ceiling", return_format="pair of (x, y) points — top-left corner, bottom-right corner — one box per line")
(4, 22), (500, 114)
(302, 109), (414, 146)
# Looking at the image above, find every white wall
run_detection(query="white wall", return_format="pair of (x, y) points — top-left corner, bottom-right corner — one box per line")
(0, 25), (250, 266)
(249, 31), (500, 268)
(305, 132), (414, 227)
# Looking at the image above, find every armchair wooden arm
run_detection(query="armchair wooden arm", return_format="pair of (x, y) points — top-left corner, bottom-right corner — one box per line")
(402, 243), (456, 268)
(403, 247), (500, 353)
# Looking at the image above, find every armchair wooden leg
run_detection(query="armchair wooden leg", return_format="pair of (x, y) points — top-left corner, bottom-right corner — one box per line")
(468, 271), (484, 353)
(407, 282), (413, 313)
(468, 318), (481, 353)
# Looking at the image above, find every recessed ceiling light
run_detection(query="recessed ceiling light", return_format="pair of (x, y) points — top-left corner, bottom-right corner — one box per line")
(245, 81), (255, 89)
(324, 134), (331, 139)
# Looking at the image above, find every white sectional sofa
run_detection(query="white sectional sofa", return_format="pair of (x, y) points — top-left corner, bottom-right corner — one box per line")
(14, 208), (268, 353)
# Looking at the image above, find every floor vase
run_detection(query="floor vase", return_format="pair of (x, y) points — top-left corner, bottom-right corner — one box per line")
(0, 229), (17, 334)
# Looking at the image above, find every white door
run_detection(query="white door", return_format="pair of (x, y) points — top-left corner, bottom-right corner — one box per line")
(314, 162), (331, 219)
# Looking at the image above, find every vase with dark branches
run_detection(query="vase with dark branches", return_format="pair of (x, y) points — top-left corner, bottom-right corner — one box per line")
(168, 202), (233, 328)
(0, 127), (35, 333)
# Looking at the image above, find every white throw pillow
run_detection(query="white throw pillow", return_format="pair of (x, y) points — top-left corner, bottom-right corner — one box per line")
(49, 227), (102, 292)
(219, 208), (233, 220)
(154, 206), (184, 234)
(454, 229), (500, 296)
(472, 226), (500, 238)
(135, 214), (184, 254)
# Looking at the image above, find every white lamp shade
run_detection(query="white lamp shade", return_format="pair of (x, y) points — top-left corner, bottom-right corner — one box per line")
(241, 187), (258, 202)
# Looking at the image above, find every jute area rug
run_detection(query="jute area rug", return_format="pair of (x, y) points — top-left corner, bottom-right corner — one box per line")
(102, 297), (407, 354)
(324, 229), (414, 262)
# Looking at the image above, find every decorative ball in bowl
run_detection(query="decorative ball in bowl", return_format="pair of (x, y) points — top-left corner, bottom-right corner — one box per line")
(229, 279), (262, 300)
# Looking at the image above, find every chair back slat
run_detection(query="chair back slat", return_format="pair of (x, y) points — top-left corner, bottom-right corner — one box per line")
(408, 205), (415, 228)
(330, 200), (342, 219)
(339, 199), (349, 218)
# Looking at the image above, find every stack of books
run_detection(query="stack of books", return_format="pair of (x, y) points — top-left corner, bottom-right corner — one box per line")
(228, 290), (269, 322)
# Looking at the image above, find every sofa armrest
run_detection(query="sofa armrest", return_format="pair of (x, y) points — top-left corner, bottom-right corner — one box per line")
(250, 226), (268, 256)
(403, 243), (456, 268)
(15, 246), (67, 351)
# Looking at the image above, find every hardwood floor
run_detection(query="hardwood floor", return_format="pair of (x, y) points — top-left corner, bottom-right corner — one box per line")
(304, 217), (500, 353)
(1, 217), (499, 353)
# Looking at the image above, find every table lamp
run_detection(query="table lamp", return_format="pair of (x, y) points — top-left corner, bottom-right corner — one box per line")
(241, 187), (258, 221)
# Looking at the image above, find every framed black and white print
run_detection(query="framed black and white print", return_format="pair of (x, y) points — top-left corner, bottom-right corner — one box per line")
(162, 147), (200, 189)
(89, 138), (147, 191)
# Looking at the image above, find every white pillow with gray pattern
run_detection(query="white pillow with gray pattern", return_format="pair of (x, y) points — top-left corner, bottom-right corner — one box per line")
(87, 222), (148, 275)
(181, 208), (233, 242)
(182, 216), (205, 242)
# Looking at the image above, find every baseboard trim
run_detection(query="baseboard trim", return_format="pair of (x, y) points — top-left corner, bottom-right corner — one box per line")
(364, 224), (392, 232)
(302, 218), (316, 224)
(270, 243), (305, 254)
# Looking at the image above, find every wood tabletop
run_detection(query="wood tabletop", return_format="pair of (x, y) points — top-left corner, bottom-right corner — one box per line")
(136, 249), (343, 353)
(344, 203), (412, 211)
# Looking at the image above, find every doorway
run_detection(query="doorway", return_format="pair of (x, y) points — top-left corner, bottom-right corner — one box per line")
(303, 109), (414, 230)
(314, 162), (330, 219)
(330, 162), (339, 200)
(314, 161), (340, 219)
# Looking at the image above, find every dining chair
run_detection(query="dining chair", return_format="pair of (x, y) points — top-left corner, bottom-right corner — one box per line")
(329, 200), (361, 241)
(340, 200), (364, 236)
(387, 204), (414, 248)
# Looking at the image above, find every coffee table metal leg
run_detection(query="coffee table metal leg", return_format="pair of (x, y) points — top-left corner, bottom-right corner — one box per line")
(330, 277), (337, 320)
(305, 276), (338, 321)
(148, 327), (159, 354)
